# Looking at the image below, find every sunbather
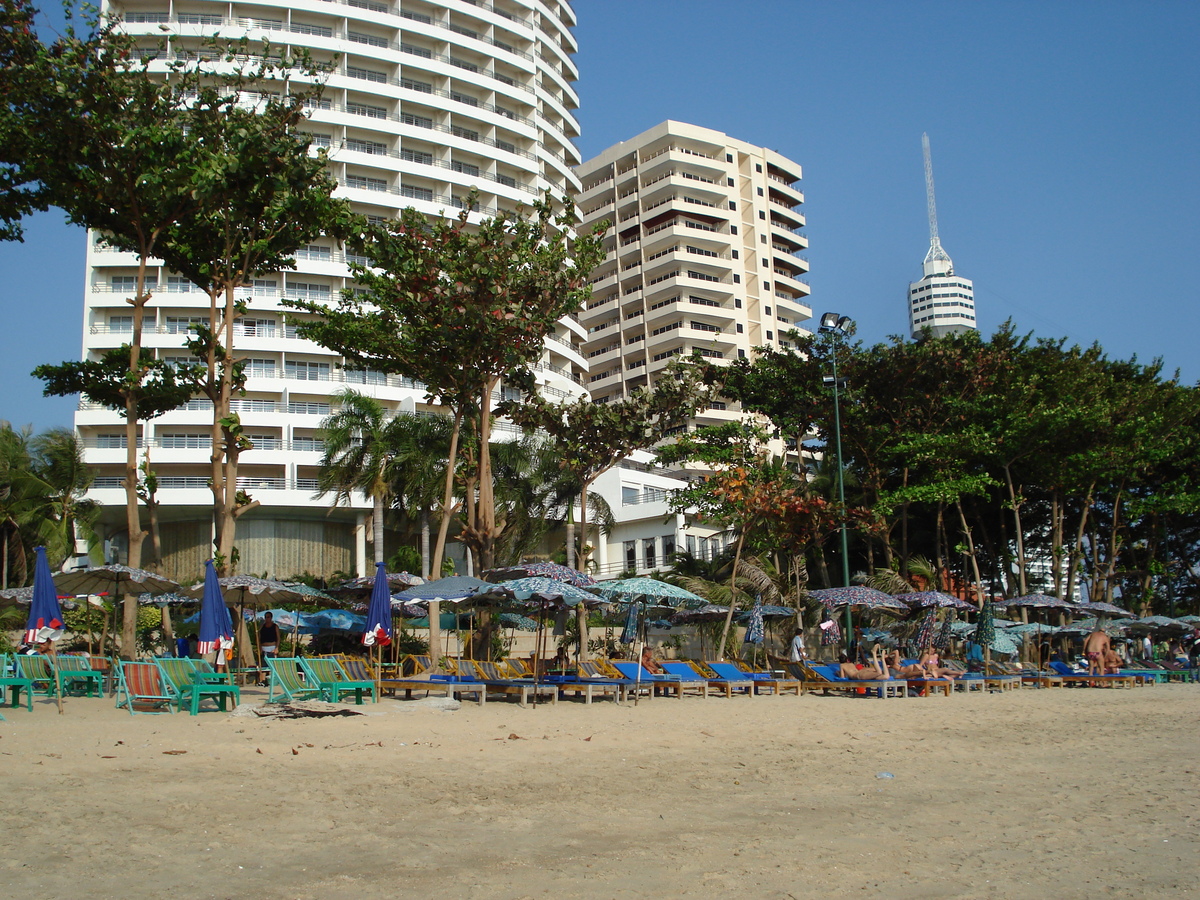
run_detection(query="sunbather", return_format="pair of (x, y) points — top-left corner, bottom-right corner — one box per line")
(885, 650), (926, 678)
(836, 648), (891, 680)
(919, 646), (958, 681)
(1102, 648), (1123, 675)
(640, 646), (665, 675)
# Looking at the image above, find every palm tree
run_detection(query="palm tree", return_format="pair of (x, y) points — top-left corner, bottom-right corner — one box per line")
(31, 428), (98, 565)
(0, 423), (47, 587)
(388, 412), (452, 579)
(318, 390), (412, 565)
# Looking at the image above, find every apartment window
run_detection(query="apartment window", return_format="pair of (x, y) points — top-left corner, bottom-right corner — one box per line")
(643, 538), (656, 569)
(253, 279), (277, 293)
(111, 275), (156, 292)
(347, 138), (388, 156)
(733, 274), (740, 284)
(108, 315), (133, 332)
(738, 349), (746, 359)
(450, 91), (479, 107)
(400, 184), (434, 201)
(240, 318), (275, 337)
(245, 358), (276, 378)
(95, 434), (128, 448)
(164, 316), (204, 334)
(496, 174), (517, 188)
(347, 101), (387, 119)
(731, 250), (738, 259)
(497, 139), (516, 154)
(346, 174), (389, 192)
(451, 160), (480, 176)
(760, 235), (766, 244)
(727, 201), (736, 210)
(764, 282), (771, 291)
(765, 306), (772, 316)
(297, 244), (332, 261)
(662, 535), (676, 559)
(726, 177), (734, 186)
(624, 540), (636, 570)
(757, 187), (764, 196)
(160, 434), (211, 449)
(451, 124), (480, 142)
(287, 282), (330, 300)
(400, 42), (433, 59)
(735, 298), (742, 308)
(347, 65), (387, 84)
(758, 211), (766, 220)
(756, 163), (763, 173)
(736, 324), (743, 333)
(400, 111), (434, 129)
(166, 276), (193, 293)
(762, 258), (769, 267)
(286, 361), (331, 381)
(622, 486), (638, 504)
(347, 30), (387, 47)
(766, 331), (774, 341)
(400, 148), (433, 165)
(686, 534), (696, 555)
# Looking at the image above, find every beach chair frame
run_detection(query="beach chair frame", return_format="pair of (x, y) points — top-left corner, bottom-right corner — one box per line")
(115, 660), (175, 715)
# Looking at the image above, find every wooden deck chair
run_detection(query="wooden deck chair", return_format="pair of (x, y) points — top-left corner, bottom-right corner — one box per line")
(790, 659), (907, 699)
(1, 653), (35, 712)
(300, 657), (376, 704)
(266, 657), (323, 703)
(51, 654), (106, 697)
(611, 661), (683, 698)
(115, 661), (175, 714)
(712, 660), (802, 696)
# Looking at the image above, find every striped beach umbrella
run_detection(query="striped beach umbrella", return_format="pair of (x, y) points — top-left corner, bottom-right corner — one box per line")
(743, 597), (765, 645)
(196, 560), (233, 656)
(25, 547), (65, 646)
(362, 562), (393, 648)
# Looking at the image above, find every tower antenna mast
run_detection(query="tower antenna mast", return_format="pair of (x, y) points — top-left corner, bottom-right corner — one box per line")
(922, 132), (953, 274)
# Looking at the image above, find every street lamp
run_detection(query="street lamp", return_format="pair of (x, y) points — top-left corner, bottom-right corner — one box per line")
(819, 312), (853, 652)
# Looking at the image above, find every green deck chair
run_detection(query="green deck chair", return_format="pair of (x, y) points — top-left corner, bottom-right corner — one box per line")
(266, 657), (322, 703)
(300, 657), (376, 704)
(52, 654), (106, 697)
(15, 654), (59, 697)
(155, 657), (241, 715)
(1, 654), (35, 712)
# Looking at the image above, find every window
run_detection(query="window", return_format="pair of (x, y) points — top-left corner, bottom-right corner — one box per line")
(95, 434), (128, 448)
(725, 153), (733, 163)
(726, 177), (734, 186)
(755, 163), (763, 173)
(766, 331), (774, 341)
(296, 244), (331, 260)
(451, 124), (479, 141)
(451, 160), (480, 176)
(400, 42), (433, 58)
(757, 187), (764, 196)
(731, 250), (738, 259)
(347, 66), (387, 83)
(400, 148), (433, 165)
(401, 112), (433, 129)
(730, 225), (737, 235)
(497, 139), (516, 154)
(401, 77), (433, 93)
(758, 210), (766, 220)
(765, 306), (772, 316)
(736, 324), (743, 333)
(738, 349), (746, 359)
(240, 318), (275, 337)
(164, 316), (204, 334)
(735, 298), (743, 308)
(450, 91), (479, 107)
(727, 201), (736, 210)
(346, 174), (389, 192)
(762, 258), (769, 267)
(643, 537), (656, 569)
(622, 486), (638, 504)
(245, 358), (276, 378)
(624, 541), (636, 570)
(159, 433), (211, 449)
(760, 235), (766, 244)
(346, 138), (388, 155)
(400, 184), (434, 201)
(111, 275), (156, 292)
(347, 101), (387, 119)
(166, 276), (193, 293)
(496, 173), (517, 188)
(108, 315), (133, 332)
(286, 361), (331, 381)
(733, 274), (740, 284)
(662, 535), (675, 559)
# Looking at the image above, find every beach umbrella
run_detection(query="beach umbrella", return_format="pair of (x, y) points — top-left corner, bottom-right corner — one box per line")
(915, 608), (939, 649)
(671, 604), (731, 624)
(899, 591), (976, 611)
(493, 576), (606, 608)
(1077, 601), (1135, 618)
(253, 609), (319, 634)
(743, 597), (765, 645)
(196, 560), (233, 667)
(362, 562), (394, 648)
(995, 593), (1077, 610)
(589, 576), (705, 606)
(619, 599), (639, 644)
(974, 598), (996, 649)
(24, 548), (65, 646)
(329, 571), (423, 598)
(498, 612), (539, 631)
(934, 610), (956, 650)
(393, 575), (499, 604)
(54, 563), (180, 598)
(182, 574), (309, 608)
(25, 547), (66, 713)
(486, 562), (597, 588)
(810, 586), (908, 611)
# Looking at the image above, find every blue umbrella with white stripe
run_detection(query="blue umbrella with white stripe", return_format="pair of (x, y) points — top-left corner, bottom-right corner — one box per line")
(196, 560), (233, 669)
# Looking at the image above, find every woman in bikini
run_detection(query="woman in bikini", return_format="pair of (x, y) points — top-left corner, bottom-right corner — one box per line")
(919, 646), (958, 681)
(885, 649), (927, 679)
(836, 647), (892, 680)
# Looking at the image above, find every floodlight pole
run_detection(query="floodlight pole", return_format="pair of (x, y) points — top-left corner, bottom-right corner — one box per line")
(820, 312), (854, 653)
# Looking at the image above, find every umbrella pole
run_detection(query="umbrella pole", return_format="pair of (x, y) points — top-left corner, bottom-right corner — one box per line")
(50, 642), (64, 715)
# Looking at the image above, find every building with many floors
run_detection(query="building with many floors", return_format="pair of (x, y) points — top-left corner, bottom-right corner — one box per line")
(574, 121), (812, 438)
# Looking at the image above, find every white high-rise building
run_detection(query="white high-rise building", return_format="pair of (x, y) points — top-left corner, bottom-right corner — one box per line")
(78, 0), (585, 580)
(908, 133), (975, 338)
(574, 121), (811, 434)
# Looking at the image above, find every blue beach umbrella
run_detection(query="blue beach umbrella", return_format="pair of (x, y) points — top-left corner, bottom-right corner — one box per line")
(25, 546), (65, 646)
(743, 597), (765, 645)
(363, 562), (393, 648)
(196, 560), (233, 657)
(619, 599), (639, 644)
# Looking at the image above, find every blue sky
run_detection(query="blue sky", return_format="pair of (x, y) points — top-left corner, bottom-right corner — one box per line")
(3, 0), (1198, 433)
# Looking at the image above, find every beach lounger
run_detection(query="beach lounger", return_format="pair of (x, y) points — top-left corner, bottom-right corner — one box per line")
(791, 659), (907, 699)
(51, 654), (106, 697)
(1156, 660), (1196, 683)
(1, 654), (35, 711)
(378, 673), (488, 705)
(659, 660), (751, 698)
(611, 662), (683, 699)
(115, 660), (175, 714)
(301, 657), (377, 704)
(155, 657), (241, 714)
(266, 657), (323, 703)
(689, 661), (755, 696)
(721, 661), (803, 696)
(468, 660), (560, 707)
(1048, 661), (1136, 688)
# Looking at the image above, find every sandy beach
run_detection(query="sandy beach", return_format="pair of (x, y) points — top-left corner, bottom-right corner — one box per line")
(2, 683), (1197, 900)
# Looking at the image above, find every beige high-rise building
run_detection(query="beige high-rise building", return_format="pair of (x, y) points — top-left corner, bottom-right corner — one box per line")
(574, 121), (811, 433)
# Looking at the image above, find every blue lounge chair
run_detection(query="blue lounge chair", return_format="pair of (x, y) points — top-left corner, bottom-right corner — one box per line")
(1048, 661), (1135, 688)
(792, 660), (907, 699)
(707, 661), (801, 696)
(611, 662), (684, 698)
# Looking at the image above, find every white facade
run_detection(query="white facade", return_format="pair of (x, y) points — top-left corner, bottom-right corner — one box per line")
(79, 0), (585, 580)
(574, 121), (812, 433)
(907, 267), (976, 339)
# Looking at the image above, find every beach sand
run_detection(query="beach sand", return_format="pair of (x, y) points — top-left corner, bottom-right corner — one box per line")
(1, 682), (1197, 900)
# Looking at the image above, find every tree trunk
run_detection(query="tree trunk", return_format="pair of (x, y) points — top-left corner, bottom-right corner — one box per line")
(1051, 492), (1064, 597)
(474, 377), (499, 572)
(955, 500), (986, 608)
(428, 409), (465, 671)
(715, 530), (746, 660)
(1063, 484), (1093, 604)
(1003, 463), (1028, 596)
(372, 495), (385, 565)
(120, 261), (152, 657)
(419, 508), (431, 580)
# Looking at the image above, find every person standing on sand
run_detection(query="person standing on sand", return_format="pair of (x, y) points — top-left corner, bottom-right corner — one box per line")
(789, 628), (807, 662)
(1083, 629), (1111, 676)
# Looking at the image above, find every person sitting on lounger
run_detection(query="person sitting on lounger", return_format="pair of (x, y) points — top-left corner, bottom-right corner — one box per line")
(1102, 648), (1123, 675)
(640, 645), (664, 675)
(836, 648), (891, 680)
(919, 646), (958, 681)
(885, 650), (927, 678)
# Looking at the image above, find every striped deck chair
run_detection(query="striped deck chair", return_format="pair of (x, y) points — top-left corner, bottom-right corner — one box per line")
(300, 657), (376, 704)
(156, 657), (241, 714)
(51, 654), (106, 697)
(266, 657), (323, 703)
(334, 654), (381, 690)
(15, 654), (59, 697)
(115, 661), (175, 714)
(1, 654), (35, 712)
